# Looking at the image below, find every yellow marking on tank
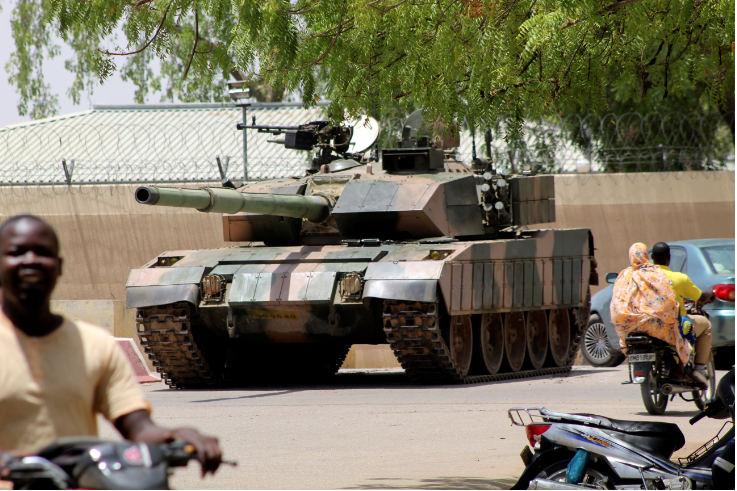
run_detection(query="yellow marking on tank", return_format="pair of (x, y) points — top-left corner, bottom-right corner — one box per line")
(246, 310), (300, 321)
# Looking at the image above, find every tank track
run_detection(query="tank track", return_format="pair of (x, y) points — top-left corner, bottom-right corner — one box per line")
(383, 300), (587, 384)
(136, 302), (216, 389)
(323, 344), (352, 375)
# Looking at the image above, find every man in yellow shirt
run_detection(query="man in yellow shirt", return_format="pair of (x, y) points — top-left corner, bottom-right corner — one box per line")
(0, 215), (221, 476)
(651, 242), (715, 385)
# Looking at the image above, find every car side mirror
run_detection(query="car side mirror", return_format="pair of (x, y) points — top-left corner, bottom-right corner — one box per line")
(605, 272), (618, 284)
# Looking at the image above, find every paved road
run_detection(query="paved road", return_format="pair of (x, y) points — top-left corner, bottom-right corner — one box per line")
(98, 365), (730, 489)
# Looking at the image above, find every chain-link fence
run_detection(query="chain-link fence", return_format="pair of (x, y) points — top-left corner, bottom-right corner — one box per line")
(1, 108), (733, 185)
(382, 111), (735, 174)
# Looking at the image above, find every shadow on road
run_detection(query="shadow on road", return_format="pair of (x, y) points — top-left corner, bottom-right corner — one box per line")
(343, 476), (517, 490)
(191, 390), (304, 403)
(147, 367), (617, 394)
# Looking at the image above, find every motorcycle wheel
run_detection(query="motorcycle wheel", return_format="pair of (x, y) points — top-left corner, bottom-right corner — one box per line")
(692, 360), (717, 410)
(641, 363), (668, 415)
(533, 458), (619, 489)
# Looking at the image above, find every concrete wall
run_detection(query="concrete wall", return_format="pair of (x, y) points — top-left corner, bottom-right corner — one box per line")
(549, 171), (735, 294)
(2, 171), (734, 368)
(0, 183), (246, 301)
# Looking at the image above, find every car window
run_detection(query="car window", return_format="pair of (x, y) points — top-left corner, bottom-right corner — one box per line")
(669, 247), (687, 272)
(700, 245), (735, 275)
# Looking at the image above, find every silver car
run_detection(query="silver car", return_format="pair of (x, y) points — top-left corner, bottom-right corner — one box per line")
(584, 239), (735, 368)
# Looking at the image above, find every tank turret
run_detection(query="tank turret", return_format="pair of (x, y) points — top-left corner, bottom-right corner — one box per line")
(134, 110), (555, 245)
(127, 110), (596, 389)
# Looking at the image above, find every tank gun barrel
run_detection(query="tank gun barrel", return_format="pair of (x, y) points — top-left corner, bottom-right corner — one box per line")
(135, 186), (331, 222)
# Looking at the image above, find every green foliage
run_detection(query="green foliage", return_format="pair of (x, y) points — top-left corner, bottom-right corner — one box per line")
(6, 0), (735, 135)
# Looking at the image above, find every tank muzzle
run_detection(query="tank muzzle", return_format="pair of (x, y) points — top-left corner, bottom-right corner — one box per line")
(135, 186), (160, 205)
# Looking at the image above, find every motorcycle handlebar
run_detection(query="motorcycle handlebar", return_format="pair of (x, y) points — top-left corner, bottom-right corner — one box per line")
(689, 411), (708, 425)
(161, 441), (237, 468)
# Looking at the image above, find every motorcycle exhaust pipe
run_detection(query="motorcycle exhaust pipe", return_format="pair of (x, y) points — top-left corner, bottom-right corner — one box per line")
(661, 383), (696, 395)
(528, 478), (594, 490)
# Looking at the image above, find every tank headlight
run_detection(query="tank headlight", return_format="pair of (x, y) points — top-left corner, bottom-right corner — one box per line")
(341, 273), (362, 296)
(201, 275), (225, 301)
(430, 251), (440, 260)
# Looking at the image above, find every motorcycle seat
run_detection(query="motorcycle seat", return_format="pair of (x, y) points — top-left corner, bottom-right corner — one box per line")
(624, 333), (671, 348)
(601, 418), (685, 460)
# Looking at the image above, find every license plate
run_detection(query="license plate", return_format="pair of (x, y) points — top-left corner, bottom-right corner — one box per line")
(629, 353), (656, 362)
(246, 310), (300, 321)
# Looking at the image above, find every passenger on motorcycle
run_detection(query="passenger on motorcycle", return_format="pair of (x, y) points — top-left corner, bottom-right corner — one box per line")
(610, 243), (691, 365)
(651, 242), (715, 385)
(0, 216), (222, 476)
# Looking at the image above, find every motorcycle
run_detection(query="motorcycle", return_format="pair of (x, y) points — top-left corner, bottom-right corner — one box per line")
(509, 368), (734, 490)
(0, 438), (234, 490)
(624, 302), (715, 415)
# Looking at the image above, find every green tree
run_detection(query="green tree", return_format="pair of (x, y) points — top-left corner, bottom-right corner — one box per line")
(6, 0), (734, 132)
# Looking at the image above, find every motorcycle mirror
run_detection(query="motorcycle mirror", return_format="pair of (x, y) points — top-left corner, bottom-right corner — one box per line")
(605, 272), (618, 284)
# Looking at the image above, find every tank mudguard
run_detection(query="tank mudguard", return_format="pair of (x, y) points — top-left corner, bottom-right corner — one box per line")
(126, 266), (205, 308)
(363, 279), (438, 302)
(126, 284), (200, 309)
(363, 261), (444, 302)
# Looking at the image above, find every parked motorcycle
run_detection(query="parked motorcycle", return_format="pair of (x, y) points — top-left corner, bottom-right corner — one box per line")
(509, 368), (734, 490)
(0, 438), (234, 490)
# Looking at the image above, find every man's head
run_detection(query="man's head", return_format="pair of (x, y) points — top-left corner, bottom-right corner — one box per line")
(0, 216), (62, 309)
(651, 242), (670, 266)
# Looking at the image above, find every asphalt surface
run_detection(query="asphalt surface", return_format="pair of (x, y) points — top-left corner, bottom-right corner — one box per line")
(98, 365), (731, 490)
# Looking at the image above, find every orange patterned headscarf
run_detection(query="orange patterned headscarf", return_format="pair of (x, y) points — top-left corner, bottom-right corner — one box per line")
(610, 242), (690, 363)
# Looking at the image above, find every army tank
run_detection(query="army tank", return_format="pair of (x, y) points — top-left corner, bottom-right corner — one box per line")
(127, 111), (598, 387)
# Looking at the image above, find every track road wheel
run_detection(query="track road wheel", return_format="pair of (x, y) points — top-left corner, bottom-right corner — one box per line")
(641, 363), (668, 415)
(470, 313), (504, 375)
(504, 312), (526, 372)
(448, 315), (473, 377)
(548, 308), (571, 367)
(526, 310), (548, 369)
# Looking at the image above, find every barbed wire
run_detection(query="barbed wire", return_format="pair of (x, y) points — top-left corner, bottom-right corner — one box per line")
(0, 111), (733, 185)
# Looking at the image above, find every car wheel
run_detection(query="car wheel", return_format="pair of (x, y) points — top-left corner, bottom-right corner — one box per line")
(582, 314), (625, 367)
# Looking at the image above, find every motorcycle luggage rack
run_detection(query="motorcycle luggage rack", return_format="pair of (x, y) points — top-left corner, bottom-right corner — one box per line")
(678, 422), (733, 465)
(508, 407), (603, 427)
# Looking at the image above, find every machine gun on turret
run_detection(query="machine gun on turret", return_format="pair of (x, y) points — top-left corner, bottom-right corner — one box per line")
(237, 117), (375, 172)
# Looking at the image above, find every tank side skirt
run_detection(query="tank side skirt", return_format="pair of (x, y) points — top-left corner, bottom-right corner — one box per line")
(136, 302), (216, 389)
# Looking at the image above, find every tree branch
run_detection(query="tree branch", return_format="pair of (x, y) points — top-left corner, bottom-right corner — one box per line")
(268, 0), (347, 72)
(606, 0), (644, 12)
(99, 2), (170, 56)
(182, 6), (199, 79)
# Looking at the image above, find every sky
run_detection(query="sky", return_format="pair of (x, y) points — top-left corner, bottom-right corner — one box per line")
(0, 4), (161, 128)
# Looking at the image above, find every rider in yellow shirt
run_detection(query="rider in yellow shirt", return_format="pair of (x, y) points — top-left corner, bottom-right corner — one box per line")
(651, 242), (715, 385)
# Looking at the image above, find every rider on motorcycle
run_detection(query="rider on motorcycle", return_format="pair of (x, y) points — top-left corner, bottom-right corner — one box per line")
(610, 243), (690, 364)
(651, 242), (715, 385)
(0, 216), (221, 476)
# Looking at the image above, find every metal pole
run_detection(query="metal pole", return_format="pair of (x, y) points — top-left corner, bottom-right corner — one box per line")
(242, 104), (250, 181)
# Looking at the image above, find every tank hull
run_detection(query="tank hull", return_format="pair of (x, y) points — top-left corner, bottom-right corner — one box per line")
(128, 228), (594, 387)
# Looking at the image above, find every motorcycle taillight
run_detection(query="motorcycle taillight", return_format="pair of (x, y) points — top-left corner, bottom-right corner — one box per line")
(713, 284), (735, 302)
(525, 424), (551, 447)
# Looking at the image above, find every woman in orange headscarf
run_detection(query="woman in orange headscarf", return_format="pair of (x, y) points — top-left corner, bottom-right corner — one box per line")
(610, 242), (690, 363)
